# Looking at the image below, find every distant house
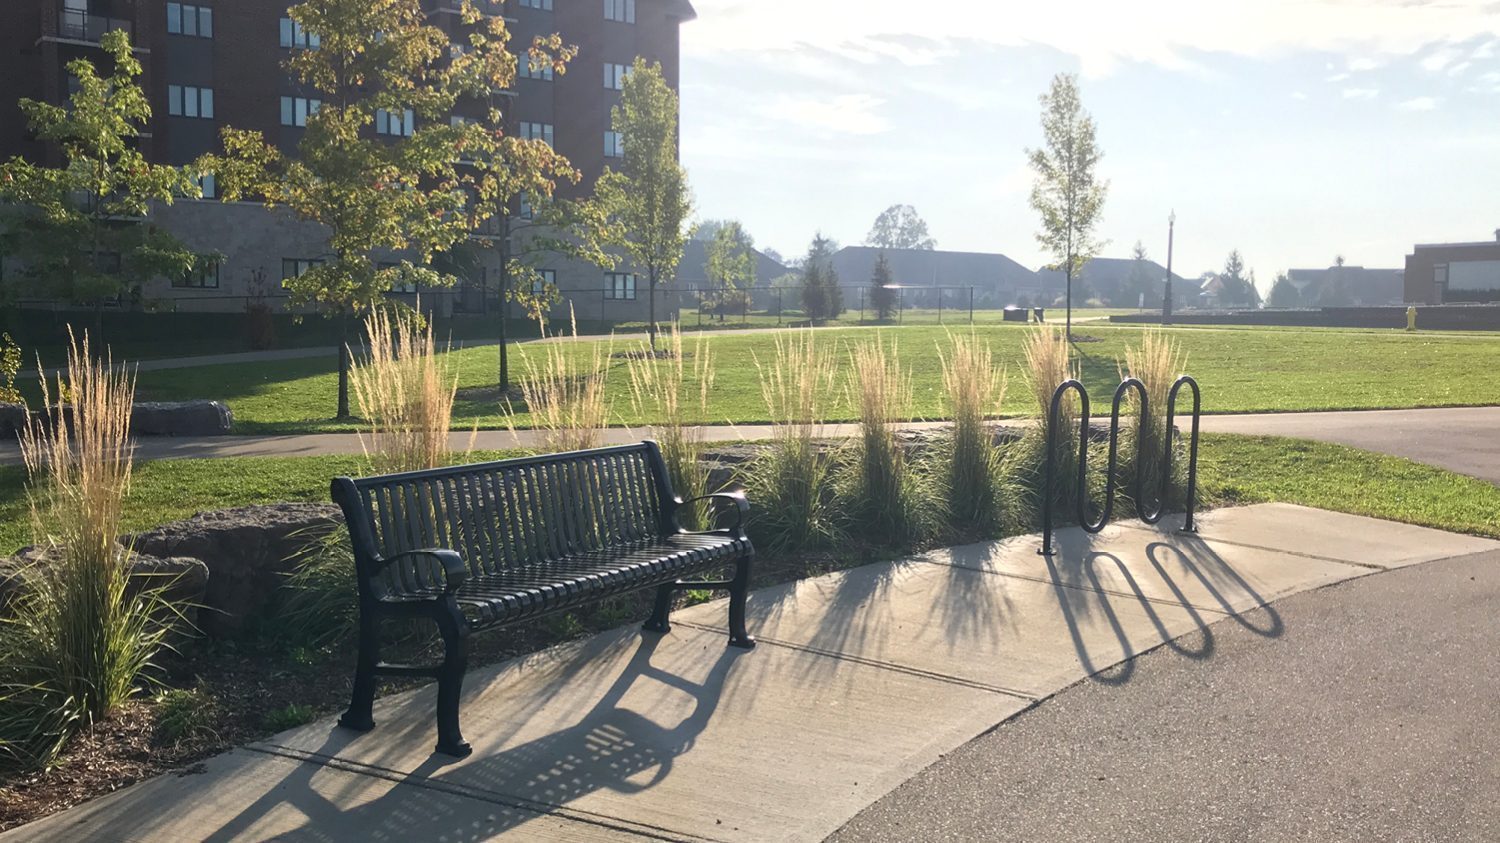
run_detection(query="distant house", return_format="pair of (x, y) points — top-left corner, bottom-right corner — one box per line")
(675, 240), (787, 291)
(1197, 273), (1262, 309)
(1404, 231), (1500, 304)
(829, 246), (1045, 308)
(1280, 266), (1404, 307)
(1035, 257), (1191, 308)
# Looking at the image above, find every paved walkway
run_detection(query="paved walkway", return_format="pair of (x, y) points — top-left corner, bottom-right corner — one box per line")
(3, 407), (1498, 476)
(6, 503), (1494, 841)
(832, 549), (1500, 841)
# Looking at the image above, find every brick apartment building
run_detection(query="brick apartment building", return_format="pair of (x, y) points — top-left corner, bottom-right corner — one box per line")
(0, 0), (696, 320)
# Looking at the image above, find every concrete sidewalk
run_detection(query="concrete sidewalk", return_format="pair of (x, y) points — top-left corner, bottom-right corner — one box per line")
(5, 503), (1496, 842)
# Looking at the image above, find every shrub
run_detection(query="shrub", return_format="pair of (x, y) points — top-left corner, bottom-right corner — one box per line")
(262, 703), (317, 732)
(938, 332), (1007, 530)
(0, 330), (182, 771)
(1002, 327), (1084, 523)
(515, 309), (610, 454)
(627, 325), (716, 529)
(0, 333), (23, 405)
(745, 330), (839, 553)
(349, 303), (460, 475)
(1120, 330), (1193, 513)
(154, 687), (218, 745)
(843, 339), (929, 545)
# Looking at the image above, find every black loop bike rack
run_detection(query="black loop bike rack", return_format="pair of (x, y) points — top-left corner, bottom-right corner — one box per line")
(1038, 375), (1201, 556)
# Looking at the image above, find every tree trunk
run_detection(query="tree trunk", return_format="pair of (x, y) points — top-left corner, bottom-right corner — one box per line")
(497, 222), (511, 391)
(647, 268), (658, 353)
(336, 313), (351, 420)
(1065, 267), (1073, 342)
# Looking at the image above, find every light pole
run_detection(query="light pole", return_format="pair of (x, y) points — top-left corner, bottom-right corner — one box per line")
(1162, 211), (1176, 325)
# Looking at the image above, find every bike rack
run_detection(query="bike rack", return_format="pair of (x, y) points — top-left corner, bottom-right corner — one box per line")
(1037, 375), (1201, 556)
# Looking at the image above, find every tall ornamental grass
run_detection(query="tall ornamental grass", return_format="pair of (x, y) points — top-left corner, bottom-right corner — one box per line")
(938, 332), (1008, 530)
(843, 339), (929, 544)
(628, 326), (716, 530)
(1001, 327), (1084, 523)
(0, 332), (179, 771)
(1120, 330), (1191, 512)
(746, 330), (839, 553)
(516, 309), (611, 454)
(349, 304), (460, 475)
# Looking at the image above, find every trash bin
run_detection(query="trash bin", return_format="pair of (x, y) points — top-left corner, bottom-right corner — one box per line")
(1002, 306), (1028, 322)
(1033, 307), (1045, 323)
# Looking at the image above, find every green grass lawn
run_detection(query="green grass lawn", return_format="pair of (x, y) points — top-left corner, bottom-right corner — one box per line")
(2, 434), (1493, 554)
(106, 321), (1500, 435)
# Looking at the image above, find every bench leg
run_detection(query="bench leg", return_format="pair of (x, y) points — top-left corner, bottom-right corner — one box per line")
(728, 554), (756, 649)
(434, 605), (473, 758)
(642, 583), (675, 634)
(338, 610), (379, 733)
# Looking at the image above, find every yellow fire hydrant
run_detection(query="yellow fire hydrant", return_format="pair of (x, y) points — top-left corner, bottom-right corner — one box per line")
(1406, 306), (1418, 332)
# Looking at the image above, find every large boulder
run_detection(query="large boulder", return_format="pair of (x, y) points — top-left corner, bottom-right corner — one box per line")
(127, 503), (341, 636)
(0, 403), (26, 438)
(130, 401), (234, 436)
(0, 547), (209, 630)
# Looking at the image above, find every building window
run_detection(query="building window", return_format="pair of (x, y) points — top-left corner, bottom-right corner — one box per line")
(379, 261), (416, 293)
(519, 122), (554, 147)
(604, 62), (630, 90)
(175, 261), (220, 289)
(194, 173), (216, 199)
(280, 96), (322, 127)
(604, 0), (636, 24)
(604, 272), (636, 300)
(375, 108), (415, 137)
(279, 17), (320, 49)
(168, 85), (215, 119)
(532, 269), (555, 296)
(167, 3), (213, 38)
(282, 258), (323, 282)
(518, 194), (534, 220)
(518, 0), (553, 9)
(518, 55), (554, 81)
(604, 131), (625, 159)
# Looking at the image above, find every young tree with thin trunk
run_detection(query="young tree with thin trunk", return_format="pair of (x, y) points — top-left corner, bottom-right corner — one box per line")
(595, 58), (691, 353)
(870, 251), (897, 320)
(704, 220), (755, 322)
(206, 0), (568, 418)
(1027, 73), (1108, 340)
(0, 31), (210, 316)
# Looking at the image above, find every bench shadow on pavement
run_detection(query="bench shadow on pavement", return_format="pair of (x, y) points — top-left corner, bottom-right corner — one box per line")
(198, 634), (746, 842)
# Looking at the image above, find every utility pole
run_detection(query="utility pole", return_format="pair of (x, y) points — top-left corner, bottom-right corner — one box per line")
(1162, 211), (1176, 325)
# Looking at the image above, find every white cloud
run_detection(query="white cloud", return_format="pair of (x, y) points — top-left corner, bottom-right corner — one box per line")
(1347, 57), (1382, 71)
(1325, 72), (1351, 82)
(1396, 96), (1440, 111)
(1342, 87), (1380, 100)
(685, 0), (1500, 76)
(760, 93), (890, 136)
(1291, 90), (1309, 100)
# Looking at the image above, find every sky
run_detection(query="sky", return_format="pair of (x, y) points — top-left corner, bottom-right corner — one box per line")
(678, 0), (1500, 285)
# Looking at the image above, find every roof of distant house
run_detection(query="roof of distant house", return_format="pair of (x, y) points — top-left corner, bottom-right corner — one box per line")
(830, 246), (1041, 290)
(1035, 256), (1191, 289)
(677, 240), (786, 289)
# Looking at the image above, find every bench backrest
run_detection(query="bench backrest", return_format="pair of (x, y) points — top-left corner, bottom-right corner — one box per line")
(332, 442), (674, 581)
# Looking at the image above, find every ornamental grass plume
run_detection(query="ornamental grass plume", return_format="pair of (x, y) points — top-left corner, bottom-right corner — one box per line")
(844, 338), (929, 544)
(627, 324), (715, 529)
(349, 303), (460, 474)
(1, 330), (181, 771)
(938, 331), (1008, 529)
(515, 307), (611, 454)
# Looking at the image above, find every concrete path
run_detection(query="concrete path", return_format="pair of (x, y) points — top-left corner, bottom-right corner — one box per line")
(3, 406), (1498, 472)
(832, 549), (1500, 841)
(1198, 406), (1500, 484)
(6, 503), (1495, 842)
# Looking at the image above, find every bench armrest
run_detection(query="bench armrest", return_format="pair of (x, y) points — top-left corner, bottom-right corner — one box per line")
(372, 549), (468, 595)
(676, 491), (749, 538)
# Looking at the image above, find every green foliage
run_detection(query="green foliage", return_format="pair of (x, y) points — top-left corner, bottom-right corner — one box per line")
(870, 252), (897, 320)
(1027, 73), (1108, 330)
(279, 529), (359, 649)
(594, 58), (692, 350)
(154, 687), (219, 745)
(865, 204), (936, 250)
(0, 30), (211, 304)
(800, 233), (843, 320)
(0, 334), (23, 405)
(262, 704), (317, 732)
(703, 221), (755, 321)
(841, 340), (931, 545)
(1266, 272), (1300, 308)
(1216, 250), (1262, 308)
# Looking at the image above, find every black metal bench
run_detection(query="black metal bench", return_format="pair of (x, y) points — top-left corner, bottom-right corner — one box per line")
(330, 441), (755, 757)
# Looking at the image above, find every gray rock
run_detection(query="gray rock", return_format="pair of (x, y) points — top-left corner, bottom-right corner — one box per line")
(0, 402), (27, 438)
(130, 401), (234, 437)
(127, 503), (341, 636)
(0, 547), (209, 629)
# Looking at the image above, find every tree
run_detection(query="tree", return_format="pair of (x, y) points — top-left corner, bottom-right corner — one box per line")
(870, 251), (897, 320)
(690, 218), (729, 243)
(207, 0), (564, 417)
(0, 30), (209, 316)
(1219, 250), (1261, 308)
(595, 58), (691, 353)
(800, 232), (842, 320)
(1267, 272), (1301, 308)
(762, 247), (786, 266)
(1027, 73), (1108, 340)
(1119, 240), (1157, 308)
(866, 204), (936, 250)
(703, 221), (755, 322)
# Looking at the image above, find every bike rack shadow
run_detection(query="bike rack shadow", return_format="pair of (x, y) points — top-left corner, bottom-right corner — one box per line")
(1038, 375), (1201, 556)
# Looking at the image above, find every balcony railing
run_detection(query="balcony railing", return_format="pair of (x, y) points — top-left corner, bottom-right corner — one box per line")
(57, 8), (133, 43)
